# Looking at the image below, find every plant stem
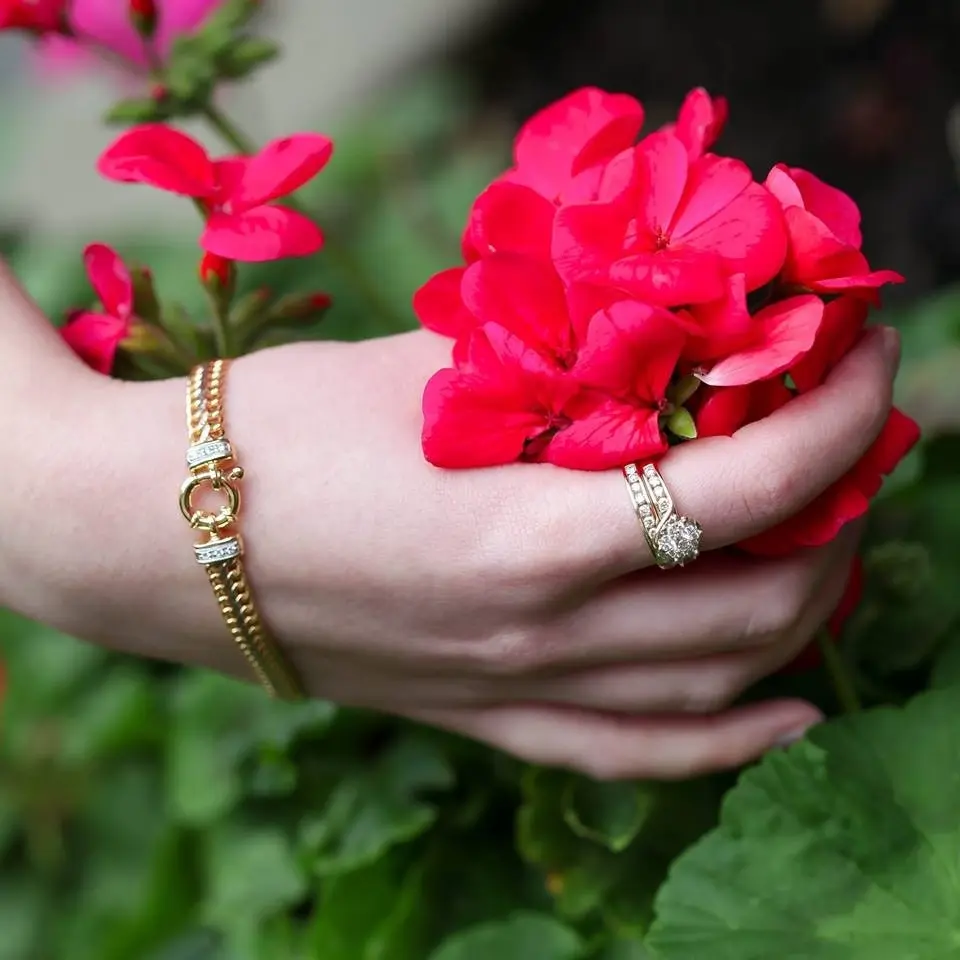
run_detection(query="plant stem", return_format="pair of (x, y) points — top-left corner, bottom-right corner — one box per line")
(198, 103), (405, 330)
(816, 629), (862, 714)
(200, 102), (258, 155)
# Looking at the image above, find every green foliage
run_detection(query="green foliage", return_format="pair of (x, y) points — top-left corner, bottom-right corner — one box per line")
(7, 58), (960, 960)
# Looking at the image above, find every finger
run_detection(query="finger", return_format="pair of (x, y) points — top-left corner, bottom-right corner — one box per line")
(543, 537), (852, 667)
(490, 531), (860, 712)
(518, 325), (898, 578)
(404, 699), (824, 780)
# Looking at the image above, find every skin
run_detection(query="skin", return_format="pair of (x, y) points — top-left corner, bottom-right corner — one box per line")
(0, 263), (900, 780)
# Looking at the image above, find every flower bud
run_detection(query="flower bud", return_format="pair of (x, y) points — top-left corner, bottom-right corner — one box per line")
(0, 0), (70, 35)
(129, 0), (157, 39)
(270, 292), (333, 323)
(199, 252), (235, 292)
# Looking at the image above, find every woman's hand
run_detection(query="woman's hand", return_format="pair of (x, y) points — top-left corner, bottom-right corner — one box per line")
(0, 269), (900, 780)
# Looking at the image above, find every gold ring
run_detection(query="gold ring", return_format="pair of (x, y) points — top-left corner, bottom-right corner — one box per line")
(622, 462), (702, 569)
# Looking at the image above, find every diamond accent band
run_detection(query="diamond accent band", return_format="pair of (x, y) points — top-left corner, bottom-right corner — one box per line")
(186, 439), (233, 469)
(622, 462), (702, 569)
(195, 536), (242, 566)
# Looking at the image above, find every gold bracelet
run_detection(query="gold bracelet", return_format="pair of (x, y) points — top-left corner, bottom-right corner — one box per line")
(179, 359), (305, 700)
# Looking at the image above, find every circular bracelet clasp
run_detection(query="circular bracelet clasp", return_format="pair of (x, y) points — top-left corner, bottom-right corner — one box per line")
(180, 466), (244, 533)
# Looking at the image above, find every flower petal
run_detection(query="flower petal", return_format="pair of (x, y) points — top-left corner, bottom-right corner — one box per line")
(466, 181), (556, 260)
(201, 206), (324, 262)
(512, 87), (645, 199)
(413, 267), (474, 339)
(230, 133), (334, 210)
(60, 310), (127, 374)
(607, 249), (728, 305)
(97, 124), (217, 197)
(552, 198), (633, 285)
(634, 130), (690, 235)
(546, 395), (667, 470)
(669, 87), (728, 160)
(787, 166), (863, 249)
(791, 296), (868, 391)
(461, 255), (573, 358)
(699, 295), (825, 386)
(678, 181), (788, 291)
(669, 155), (752, 239)
(83, 243), (133, 320)
(574, 300), (684, 401)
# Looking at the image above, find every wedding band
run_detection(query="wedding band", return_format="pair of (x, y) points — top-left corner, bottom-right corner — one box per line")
(622, 462), (702, 569)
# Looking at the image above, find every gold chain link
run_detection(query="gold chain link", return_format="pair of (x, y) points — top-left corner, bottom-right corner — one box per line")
(181, 360), (305, 700)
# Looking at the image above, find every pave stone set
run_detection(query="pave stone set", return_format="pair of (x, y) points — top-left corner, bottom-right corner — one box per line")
(623, 463), (702, 569)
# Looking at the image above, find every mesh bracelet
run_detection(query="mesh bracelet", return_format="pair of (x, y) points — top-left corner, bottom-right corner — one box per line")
(178, 359), (305, 700)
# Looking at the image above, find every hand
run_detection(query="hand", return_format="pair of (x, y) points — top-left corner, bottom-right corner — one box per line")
(0, 273), (899, 780)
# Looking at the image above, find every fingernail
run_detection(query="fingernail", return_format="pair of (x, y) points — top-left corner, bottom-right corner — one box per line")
(774, 723), (816, 748)
(880, 326), (901, 373)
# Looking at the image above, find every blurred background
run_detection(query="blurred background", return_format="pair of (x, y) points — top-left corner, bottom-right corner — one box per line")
(2, 1), (960, 958)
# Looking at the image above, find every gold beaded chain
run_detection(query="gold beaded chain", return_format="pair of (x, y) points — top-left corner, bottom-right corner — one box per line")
(179, 359), (305, 700)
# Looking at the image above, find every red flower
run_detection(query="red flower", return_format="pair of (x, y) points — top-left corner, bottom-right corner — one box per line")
(661, 87), (728, 161)
(199, 251), (234, 289)
(765, 164), (904, 300)
(742, 299), (920, 555)
(421, 323), (580, 469)
(0, 0), (67, 33)
(686, 276), (826, 386)
(459, 87), (645, 264)
(61, 244), (134, 374)
(97, 125), (332, 262)
(553, 130), (788, 306)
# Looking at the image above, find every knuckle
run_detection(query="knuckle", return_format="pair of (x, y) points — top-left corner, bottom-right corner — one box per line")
(746, 569), (811, 640)
(678, 670), (740, 714)
(740, 461), (798, 528)
(468, 627), (549, 678)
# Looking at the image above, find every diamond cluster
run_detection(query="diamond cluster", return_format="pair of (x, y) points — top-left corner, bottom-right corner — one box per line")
(195, 537), (242, 566)
(186, 439), (233, 469)
(654, 516), (703, 568)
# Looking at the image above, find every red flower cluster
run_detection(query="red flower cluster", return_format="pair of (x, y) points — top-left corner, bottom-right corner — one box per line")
(0, 0), (67, 33)
(418, 87), (919, 554)
(98, 124), (333, 262)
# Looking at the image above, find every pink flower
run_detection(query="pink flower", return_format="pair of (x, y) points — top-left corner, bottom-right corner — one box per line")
(764, 164), (904, 300)
(421, 323), (581, 469)
(460, 87), (645, 264)
(42, 0), (221, 71)
(0, 0), (67, 33)
(661, 87), (728, 161)
(553, 130), (788, 306)
(61, 243), (135, 374)
(97, 124), (332, 262)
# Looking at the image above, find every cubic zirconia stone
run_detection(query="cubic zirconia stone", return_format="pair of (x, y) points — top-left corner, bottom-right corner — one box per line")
(195, 536), (242, 566)
(654, 516), (702, 567)
(186, 439), (233, 468)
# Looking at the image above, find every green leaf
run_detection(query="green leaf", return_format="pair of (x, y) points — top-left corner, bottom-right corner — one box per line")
(648, 688), (960, 959)
(562, 780), (653, 852)
(592, 940), (653, 960)
(0, 880), (46, 960)
(931, 630), (960, 689)
(308, 851), (430, 960)
(105, 98), (169, 124)
(203, 826), (307, 932)
(428, 913), (583, 960)
(665, 407), (697, 440)
(302, 733), (455, 876)
(215, 37), (280, 80)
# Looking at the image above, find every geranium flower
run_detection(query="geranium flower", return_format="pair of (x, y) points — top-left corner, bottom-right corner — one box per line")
(742, 299), (920, 554)
(460, 87), (645, 264)
(61, 243), (135, 374)
(553, 130), (788, 306)
(38, 0), (222, 74)
(765, 164), (904, 300)
(0, 0), (67, 33)
(97, 124), (332, 261)
(660, 87), (728, 161)
(421, 323), (581, 469)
